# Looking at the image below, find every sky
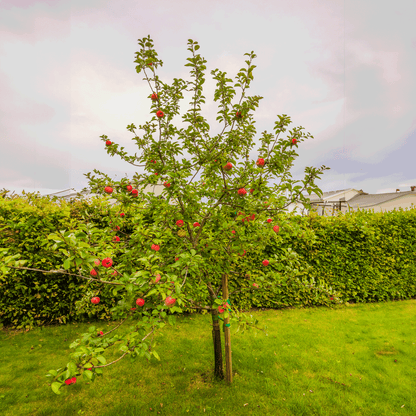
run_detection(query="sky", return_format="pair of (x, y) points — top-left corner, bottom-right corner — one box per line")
(1, 0), (415, 201)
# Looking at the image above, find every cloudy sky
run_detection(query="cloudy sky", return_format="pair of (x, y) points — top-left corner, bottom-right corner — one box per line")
(1, 0), (415, 200)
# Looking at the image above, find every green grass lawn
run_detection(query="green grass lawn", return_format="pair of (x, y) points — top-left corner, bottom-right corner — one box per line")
(0, 299), (415, 416)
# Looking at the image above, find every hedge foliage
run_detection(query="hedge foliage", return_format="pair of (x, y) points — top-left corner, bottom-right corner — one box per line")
(1, 191), (415, 330)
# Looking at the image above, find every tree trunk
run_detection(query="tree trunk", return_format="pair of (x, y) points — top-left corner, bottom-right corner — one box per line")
(210, 307), (224, 380)
(222, 273), (233, 383)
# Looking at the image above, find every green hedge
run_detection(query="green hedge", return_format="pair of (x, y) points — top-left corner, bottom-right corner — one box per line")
(0, 192), (122, 329)
(1, 191), (415, 330)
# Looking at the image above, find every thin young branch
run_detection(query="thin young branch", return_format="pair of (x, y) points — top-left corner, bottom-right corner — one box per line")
(185, 298), (213, 311)
(180, 267), (188, 289)
(91, 326), (156, 369)
(6, 266), (138, 287)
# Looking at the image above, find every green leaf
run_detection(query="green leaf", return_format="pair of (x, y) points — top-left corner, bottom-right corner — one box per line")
(152, 350), (160, 361)
(97, 355), (107, 364)
(67, 361), (77, 374)
(63, 258), (71, 270)
(69, 341), (79, 349)
(51, 382), (62, 395)
(146, 289), (157, 297)
(84, 370), (93, 380)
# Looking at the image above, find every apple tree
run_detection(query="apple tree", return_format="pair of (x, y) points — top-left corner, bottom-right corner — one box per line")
(4, 35), (334, 393)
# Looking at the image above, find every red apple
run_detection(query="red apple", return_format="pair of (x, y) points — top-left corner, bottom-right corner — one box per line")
(113, 236), (120, 242)
(273, 225), (280, 233)
(163, 182), (171, 188)
(104, 186), (113, 194)
(236, 111), (243, 119)
(175, 257), (179, 261)
(65, 377), (77, 385)
(256, 158), (265, 167)
(136, 298), (145, 307)
(239, 250), (246, 257)
(126, 185), (132, 192)
(292, 138), (297, 145)
(112, 271), (118, 276)
(102, 258), (113, 268)
(151, 244), (160, 251)
(253, 283), (259, 288)
(176, 220), (184, 227)
(98, 331), (104, 336)
(94, 259), (100, 266)
(90, 269), (97, 276)
(151, 93), (158, 100)
(262, 260), (269, 266)
(165, 296), (176, 306)
(91, 297), (100, 304)
(238, 188), (247, 196)
(250, 189), (254, 194)
(156, 110), (164, 118)
(155, 274), (161, 283)
(120, 213), (125, 217)
(231, 230), (236, 234)
(132, 189), (138, 196)
(218, 302), (228, 313)
(193, 222), (200, 227)
(224, 162), (233, 171)
(105, 140), (112, 146)
(114, 225), (120, 231)
(267, 218), (272, 223)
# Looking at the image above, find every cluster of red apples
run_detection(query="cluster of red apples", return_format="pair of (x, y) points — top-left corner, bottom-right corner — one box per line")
(89, 255), (176, 310)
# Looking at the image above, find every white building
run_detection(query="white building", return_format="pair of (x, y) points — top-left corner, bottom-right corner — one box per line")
(287, 186), (416, 216)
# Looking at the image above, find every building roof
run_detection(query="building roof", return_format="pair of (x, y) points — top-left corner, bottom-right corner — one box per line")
(302, 187), (416, 209)
(345, 191), (416, 209)
(301, 188), (362, 202)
